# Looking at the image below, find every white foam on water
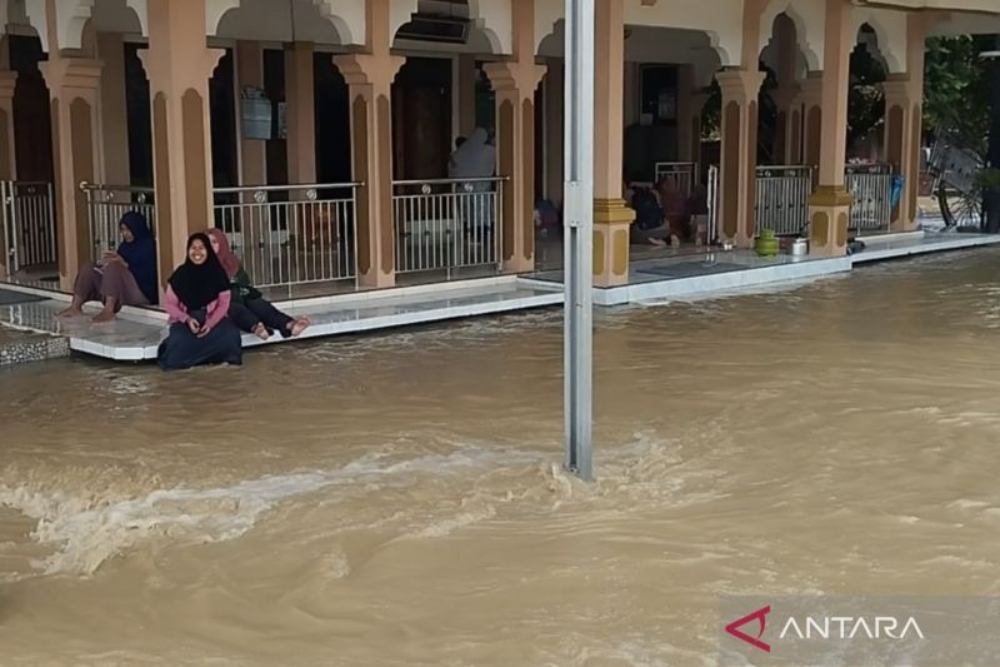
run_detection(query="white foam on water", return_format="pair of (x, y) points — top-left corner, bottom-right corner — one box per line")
(0, 444), (545, 578)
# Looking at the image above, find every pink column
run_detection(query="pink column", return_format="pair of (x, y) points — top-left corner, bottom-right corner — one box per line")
(236, 40), (267, 188)
(807, 0), (854, 256)
(40, 56), (103, 288)
(716, 69), (765, 248)
(797, 72), (823, 170)
(285, 41), (316, 187)
(142, 0), (225, 283)
(592, 0), (634, 287)
(333, 0), (403, 289)
(97, 32), (130, 187)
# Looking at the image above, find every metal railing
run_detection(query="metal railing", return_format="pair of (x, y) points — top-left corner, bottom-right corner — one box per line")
(213, 183), (359, 289)
(845, 163), (893, 232)
(392, 177), (505, 276)
(653, 161), (697, 197)
(2, 180), (56, 274)
(80, 182), (156, 260)
(755, 165), (814, 236)
(706, 165), (720, 245)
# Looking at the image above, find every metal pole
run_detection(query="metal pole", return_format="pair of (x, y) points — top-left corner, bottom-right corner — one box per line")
(563, 0), (595, 481)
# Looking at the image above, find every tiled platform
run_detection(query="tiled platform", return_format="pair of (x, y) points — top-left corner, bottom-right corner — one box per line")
(0, 277), (563, 361)
(850, 231), (1000, 264)
(525, 250), (852, 306)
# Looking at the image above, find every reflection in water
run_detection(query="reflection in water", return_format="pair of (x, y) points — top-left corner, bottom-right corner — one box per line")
(3, 249), (1000, 665)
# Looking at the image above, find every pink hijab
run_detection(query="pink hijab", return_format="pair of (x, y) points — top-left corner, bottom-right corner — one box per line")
(207, 228), (240, 279)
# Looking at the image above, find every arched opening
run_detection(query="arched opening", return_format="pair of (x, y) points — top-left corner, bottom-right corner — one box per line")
(8, 31), (53, 184)
(848, 23), (888, 162)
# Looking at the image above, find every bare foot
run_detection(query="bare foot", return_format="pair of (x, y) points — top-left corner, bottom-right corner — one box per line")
(289, 317), (311, 337)
(647, 238), (667, 247)
(670, 234), (682, 248)
(92, 309), (116, 323)
(56, 306), (83, 318)
(253, 322), (270, 341)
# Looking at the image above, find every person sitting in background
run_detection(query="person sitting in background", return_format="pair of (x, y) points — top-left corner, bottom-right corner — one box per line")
(57, 212), (158, 322)
(657, 178), (688, 247)
(628, 180), (669, 247)
(207, 228), (310, 341)
(157, 233), (242, 371)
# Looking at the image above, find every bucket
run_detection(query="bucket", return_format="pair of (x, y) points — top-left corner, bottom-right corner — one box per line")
(791, 238), (808, 256)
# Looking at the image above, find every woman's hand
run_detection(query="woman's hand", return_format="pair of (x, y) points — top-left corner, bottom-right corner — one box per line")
(196, 323), (213, 338)
(187, 317), (201, 335)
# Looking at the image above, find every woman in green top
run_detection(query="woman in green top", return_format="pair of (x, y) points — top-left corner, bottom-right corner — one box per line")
(208, 229), (310, 340)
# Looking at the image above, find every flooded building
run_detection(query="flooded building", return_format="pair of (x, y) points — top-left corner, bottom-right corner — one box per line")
(0, 0), (998, 297)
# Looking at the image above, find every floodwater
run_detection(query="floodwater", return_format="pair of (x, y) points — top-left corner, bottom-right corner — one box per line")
(3, 249), (1000, 666)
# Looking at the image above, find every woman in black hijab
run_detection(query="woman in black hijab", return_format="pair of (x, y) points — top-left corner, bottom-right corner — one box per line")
(157, 233), (243, 371)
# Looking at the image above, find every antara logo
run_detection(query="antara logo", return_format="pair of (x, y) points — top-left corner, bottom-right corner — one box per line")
(725, 605), (926, 654)
(725, 606), (772, 653)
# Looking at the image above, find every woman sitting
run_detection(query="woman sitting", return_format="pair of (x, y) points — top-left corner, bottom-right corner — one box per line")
(57, 212), (158, 322)
(207, 228), (310, 341)
(157, 233), (242, 371)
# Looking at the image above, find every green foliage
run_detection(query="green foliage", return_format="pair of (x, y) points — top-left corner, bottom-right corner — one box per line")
(848, 40), (887, 150)
(924, 35), (993, 154)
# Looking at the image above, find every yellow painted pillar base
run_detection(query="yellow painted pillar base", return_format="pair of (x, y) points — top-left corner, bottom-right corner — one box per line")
(807, 186), (852, 257)
(593, 198), (635, 288)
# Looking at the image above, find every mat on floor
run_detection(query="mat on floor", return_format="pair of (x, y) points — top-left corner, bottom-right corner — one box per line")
(0, 289), (49, 306)
(636, 261), (748, 279)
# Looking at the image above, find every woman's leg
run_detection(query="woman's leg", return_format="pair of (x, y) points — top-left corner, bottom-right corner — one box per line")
(229, 301), (265, 336)
(92, 262), (148, 322)
(158, 320), (243, 371)
(245, 298), (299, 337)
(57, 263), (102, 317)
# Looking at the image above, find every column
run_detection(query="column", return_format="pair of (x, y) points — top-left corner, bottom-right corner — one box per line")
(771, 12), (799, 165)
(0, 70), (16, 279)
(797, 72), (823, 169)
(592, 0), (634, 288)
(882, 76), (913, 231)
(894, 15), (926, 232)
(333, 0), (403, 288)
(142, 0), (224, 284)
(456, 54), (477, 138)
(483, 0), (544, 274)
(236, 40), (266, 187)
(97, 32), (130, 186)
(806, 0), (853, 256)
(716, 69), (765, 248)
(40, 56), (102, 289)
(285, 41), (316, 187)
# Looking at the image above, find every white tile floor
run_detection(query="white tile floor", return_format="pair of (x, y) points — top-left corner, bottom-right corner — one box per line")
(850, 232), (1000, 264)
(0, 278), (563, 362)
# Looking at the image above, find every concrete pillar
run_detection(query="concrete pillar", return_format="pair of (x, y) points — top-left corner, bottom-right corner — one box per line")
(285, 41), (316, 187)
(333, 0), (403, 289)
(142, 0), (225, 284)
(807, 0), (854, 256)
(882, 76), (913, 231)
(798, 73), (823, 170)
(771, 12), (799, 165)
(544, 58), (564, 205)
(900, 15), (927, 232)
(40, 56), (103, 288)
(0, 70), (16, 279)
(456, 54), (477, 138)
(716, 69), (765, 248)
(592, 0), (634, 288)
(483, 0), (544, 274)
(97, 32), (130, 186)
(236, 40), (266, 187)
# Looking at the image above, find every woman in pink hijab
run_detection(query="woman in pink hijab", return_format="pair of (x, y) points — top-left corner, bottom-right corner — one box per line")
(206, 228), (310, 340)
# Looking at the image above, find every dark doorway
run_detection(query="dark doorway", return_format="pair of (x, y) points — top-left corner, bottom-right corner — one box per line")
(209, 49), (238, 188)
(263, 48), (288, 186)
(315, 52), (351, 189)
(392, 57), (452, 180)
(124, 42), (152, 187)
(8, 34), (53, 183)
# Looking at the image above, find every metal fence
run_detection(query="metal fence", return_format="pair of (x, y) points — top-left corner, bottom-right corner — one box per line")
(755, 165), (814, 236)
(80, 182), (156, 260)
(392, 177), (505, 276)
(706, 165), (720, 245)
(213, 183), (359, 289)
(2, 180), (56, 274)
(653, 161), (697, 197)
(845, 163), (893, 232)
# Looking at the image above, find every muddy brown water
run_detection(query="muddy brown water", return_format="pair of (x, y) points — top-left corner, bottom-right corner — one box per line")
(2, 249), (1000, 666)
